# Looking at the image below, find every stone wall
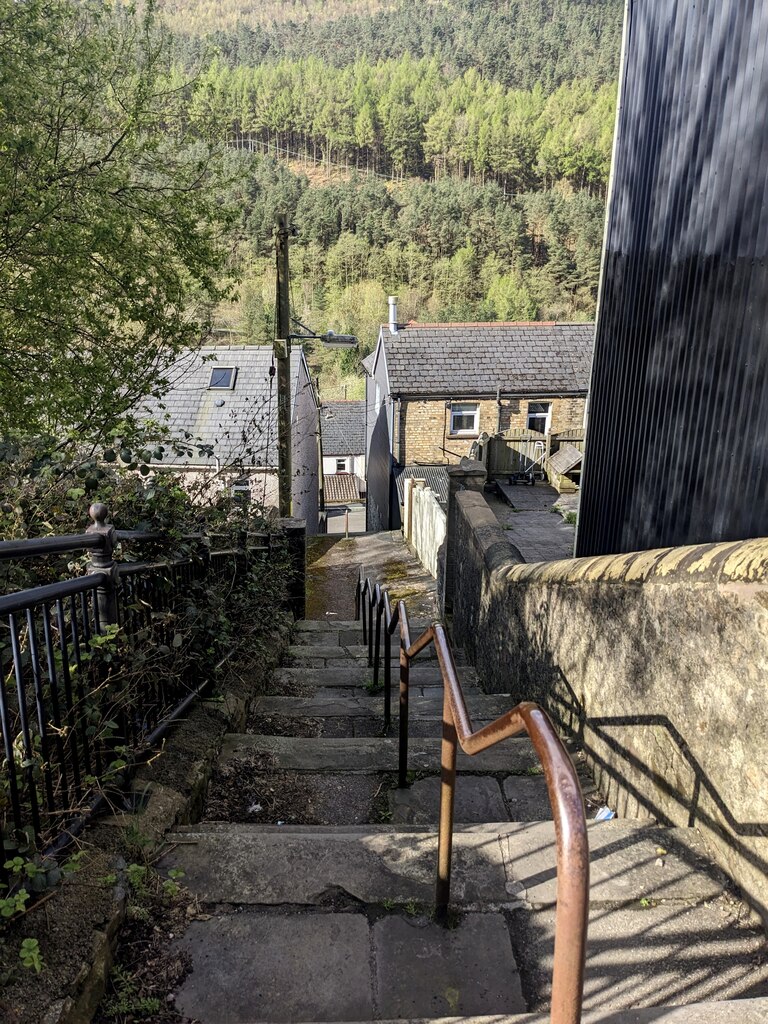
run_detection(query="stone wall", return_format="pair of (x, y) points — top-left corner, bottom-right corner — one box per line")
(396, 397), (586, 465)
(402, 478), (446, 579)
(450, 489), (768, 923)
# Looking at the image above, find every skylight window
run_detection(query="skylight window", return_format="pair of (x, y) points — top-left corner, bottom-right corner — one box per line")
(209, 366), (237, 390)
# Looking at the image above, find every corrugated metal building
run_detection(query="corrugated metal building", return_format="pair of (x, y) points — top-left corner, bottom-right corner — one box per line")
(577, 0), (768, 556)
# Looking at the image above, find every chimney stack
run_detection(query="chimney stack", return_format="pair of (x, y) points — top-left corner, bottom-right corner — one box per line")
(388, 295), (398, 335)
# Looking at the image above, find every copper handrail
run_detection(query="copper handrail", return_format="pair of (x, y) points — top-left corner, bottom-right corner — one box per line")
(355, 572), (589, 1024)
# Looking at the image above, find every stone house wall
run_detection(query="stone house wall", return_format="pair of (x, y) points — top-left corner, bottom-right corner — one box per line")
(396, 396), (586, 465)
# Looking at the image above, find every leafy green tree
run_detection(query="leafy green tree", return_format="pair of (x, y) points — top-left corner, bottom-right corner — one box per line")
(0, 0), (232, 440)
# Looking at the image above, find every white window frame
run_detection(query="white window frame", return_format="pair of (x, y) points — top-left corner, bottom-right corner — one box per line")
(208, 366), (237, 390)
(231, 476), (251, 506)
(449, 402), (480, 436)
(335, 458), (348, 474)
(527, 401), (552, 434)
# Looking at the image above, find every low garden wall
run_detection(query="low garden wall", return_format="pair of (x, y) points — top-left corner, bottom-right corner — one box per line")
(402, 477), (446, 580)
(450, 488), (768, 924)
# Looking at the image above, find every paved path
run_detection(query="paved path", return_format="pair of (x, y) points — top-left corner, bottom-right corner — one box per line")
(306, 529), (436, 621)
(487, 482), (576, 562)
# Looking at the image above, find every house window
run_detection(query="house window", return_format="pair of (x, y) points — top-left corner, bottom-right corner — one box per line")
(335, 458), (348, 474)
(209, 366), (237, 389)
(527, 401), (552, 433)
(231, 477), (250, 507)
(449, 402), (480, 435)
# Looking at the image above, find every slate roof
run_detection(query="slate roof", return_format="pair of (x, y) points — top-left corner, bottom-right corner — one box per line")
(140, 346), (305, 469)
(321, 400), (366, 456)
(394, 465), (449, 508)
(381, 322), (594, 397)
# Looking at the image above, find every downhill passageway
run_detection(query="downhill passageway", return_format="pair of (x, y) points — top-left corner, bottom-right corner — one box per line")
(160, 533), (768, 1023)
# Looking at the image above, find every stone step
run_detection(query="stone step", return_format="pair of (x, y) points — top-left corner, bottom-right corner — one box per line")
(294, 620), (431, 634)
(172, 910), (525, 1023)
(287, 645), (441, 667)
(295, 620), (361, 630)
(166, 892), (766, 1021)
(242, 1000), (768, 1023)
(390, 775), (553, 823)
(163, 820), (724, 908)
(252, 692), (513, 721)
(511, 901), (768, 1012)
(222, 735), (540, 774)
(293, 629), (364, 646)
(270, 664), (480, 690)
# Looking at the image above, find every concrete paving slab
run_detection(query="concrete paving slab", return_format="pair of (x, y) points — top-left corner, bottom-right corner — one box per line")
(391, 776), (509, 823)
(160, 829), (509, 905)
(222, 735), (540, 774)
(503, 821), (726, 906)
(174, 913), (373, 1022)
(509, 901), (768, 1013)
(502, 776), (553, 820)
(374, 913), (526, 1018)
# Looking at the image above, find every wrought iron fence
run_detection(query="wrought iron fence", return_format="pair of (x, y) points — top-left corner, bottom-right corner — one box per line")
(0, 502), (286, 874)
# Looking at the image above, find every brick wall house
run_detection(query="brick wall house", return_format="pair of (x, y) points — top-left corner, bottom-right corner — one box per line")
(364, 304), (594, 531)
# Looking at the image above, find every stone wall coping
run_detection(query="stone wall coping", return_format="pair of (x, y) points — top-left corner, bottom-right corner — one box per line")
(455, 490), (768, 586)
(455, 489), (524, 574)
(447, 458), (487, 479)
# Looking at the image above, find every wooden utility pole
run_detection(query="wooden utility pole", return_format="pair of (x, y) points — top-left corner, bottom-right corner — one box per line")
(275, 213), (292, 517)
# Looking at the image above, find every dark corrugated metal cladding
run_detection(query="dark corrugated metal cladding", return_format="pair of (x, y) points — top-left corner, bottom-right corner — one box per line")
(577, 0), (768, 556)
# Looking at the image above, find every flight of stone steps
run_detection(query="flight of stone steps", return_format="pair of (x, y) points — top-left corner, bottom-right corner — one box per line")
(161, 618), (768, 1023)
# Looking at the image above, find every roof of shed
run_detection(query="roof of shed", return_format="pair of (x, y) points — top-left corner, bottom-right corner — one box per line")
(140, 345), (305, 469)
(381, 322), (594, 396)
(394, 465), (450, 508)
(325, 474), (363, 503)
(321, 400), (366, 456)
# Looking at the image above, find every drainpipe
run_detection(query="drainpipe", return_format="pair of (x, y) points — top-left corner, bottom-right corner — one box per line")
(496, 385), (502, 434)
(316, 381), (325, 530)
(388, 396), (397, 529)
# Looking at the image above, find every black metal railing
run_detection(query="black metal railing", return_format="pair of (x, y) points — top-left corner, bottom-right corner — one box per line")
(0, 502), (288, 873)
(355, 570), (589, 1024)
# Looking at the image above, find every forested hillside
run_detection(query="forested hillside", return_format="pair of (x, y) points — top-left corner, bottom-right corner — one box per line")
(166, 0), (623, 91)
(220, 154), (604, 393)
(162, 0), (624, 396)
(187, 59), (615, 190)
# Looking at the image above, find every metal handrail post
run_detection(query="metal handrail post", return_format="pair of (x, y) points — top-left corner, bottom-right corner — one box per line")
(373, 590), (383, 690)
(435, 690), (458, 920)
(383, 593), (393, 733)
(368, 585), (375, 666)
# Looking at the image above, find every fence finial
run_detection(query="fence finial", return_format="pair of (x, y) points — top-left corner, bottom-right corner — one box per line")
(86, 502), (118, 626)
(89, 502), (109, 528)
